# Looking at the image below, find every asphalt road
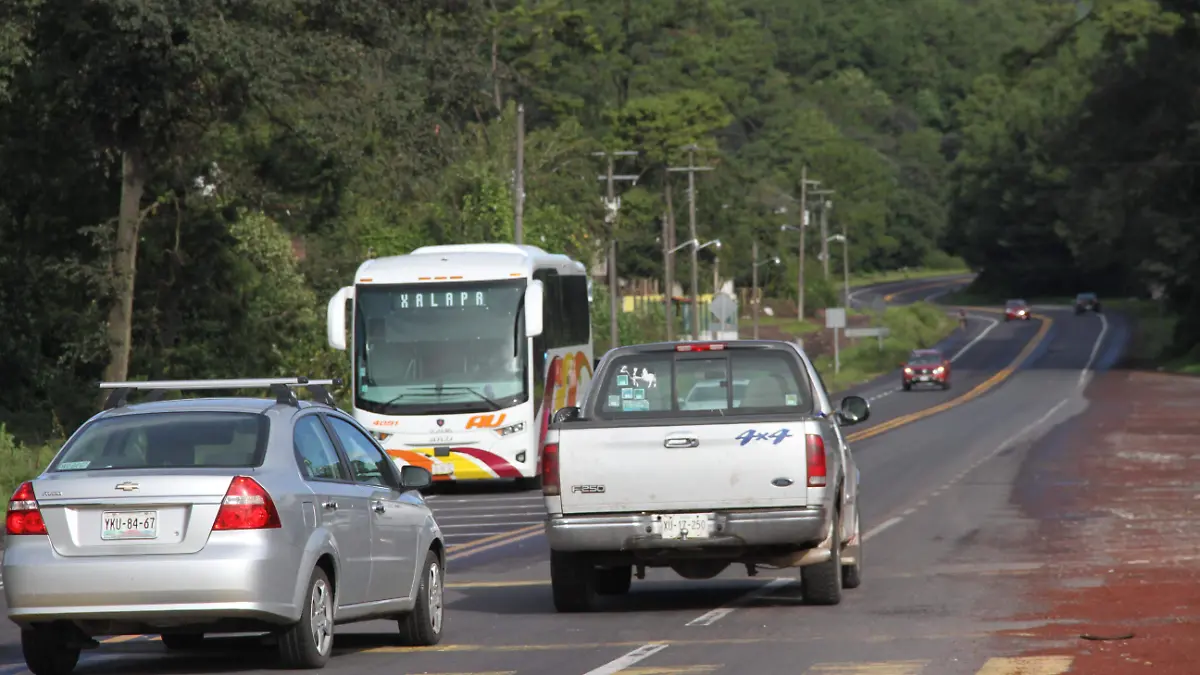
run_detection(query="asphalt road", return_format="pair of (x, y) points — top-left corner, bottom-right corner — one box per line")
(0, 277), (1128, 675)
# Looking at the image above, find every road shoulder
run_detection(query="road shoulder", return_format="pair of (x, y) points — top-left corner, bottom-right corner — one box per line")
(1000, 369), (1200, 674)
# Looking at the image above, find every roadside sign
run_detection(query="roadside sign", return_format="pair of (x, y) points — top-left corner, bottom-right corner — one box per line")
(825, 307), (846, 329)
(844, 327), (889, 338)
(708, 292), (739, 338)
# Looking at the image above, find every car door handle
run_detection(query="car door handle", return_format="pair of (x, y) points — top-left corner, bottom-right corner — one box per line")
(664, 437), (699, 448)
(322, 501), (338, 510)
(372, 501), (386, 514)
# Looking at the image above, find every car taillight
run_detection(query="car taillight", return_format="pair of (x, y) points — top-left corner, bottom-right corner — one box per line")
(806, 435), (827, 487)
(676, 343), (726, 352)
(212, 476), (281, 531)
(6, 481), (47, 536)
(542, 443), (561, 496)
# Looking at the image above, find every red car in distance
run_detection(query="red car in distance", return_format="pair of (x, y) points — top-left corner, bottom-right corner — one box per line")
(1005, 299), (1031, 321)
(902, 348), (951, 391)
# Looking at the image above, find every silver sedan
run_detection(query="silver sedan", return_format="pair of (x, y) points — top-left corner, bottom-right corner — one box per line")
(3, 378), (446, 674)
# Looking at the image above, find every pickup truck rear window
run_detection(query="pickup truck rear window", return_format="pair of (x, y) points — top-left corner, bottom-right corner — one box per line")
(594, 348), (813, 417)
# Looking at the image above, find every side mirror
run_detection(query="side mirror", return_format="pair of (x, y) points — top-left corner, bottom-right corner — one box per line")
(326, 286), (354, 351)
(524, 280), (544, 338)
(399, 465), (433, 491)
(836, 395), (870, 426)
(553, 406), (581, 425)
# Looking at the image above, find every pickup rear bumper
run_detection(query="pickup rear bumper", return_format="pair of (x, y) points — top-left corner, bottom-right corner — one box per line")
(545, 506), (828, 551)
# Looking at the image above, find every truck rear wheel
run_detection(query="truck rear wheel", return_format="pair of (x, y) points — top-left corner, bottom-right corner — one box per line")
(595, 566), (632, 596)
(800, 508), (843, 606)
(550, 550), (596, 612)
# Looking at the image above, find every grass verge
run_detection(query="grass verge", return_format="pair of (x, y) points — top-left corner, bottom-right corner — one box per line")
(0, 425), (60, 500)
(812, 302), (956, 392)
(849, 265), (971, 288)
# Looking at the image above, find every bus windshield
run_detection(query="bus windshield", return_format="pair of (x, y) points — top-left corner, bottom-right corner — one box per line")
(353, 279), (529, 416)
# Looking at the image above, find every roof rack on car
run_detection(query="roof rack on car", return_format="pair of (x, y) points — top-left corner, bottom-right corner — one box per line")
(97, 377), (343, 411)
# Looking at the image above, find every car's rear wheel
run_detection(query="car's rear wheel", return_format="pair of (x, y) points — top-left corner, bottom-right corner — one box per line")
(160, 633), (205, 650)
(398, 549), (445, 646)
(22, 627), (81, 675)
(595, 565), (632, 596)
(277, 566), (335, 669)
(550, 550), (596, 612)
(800, 508), (843, 606)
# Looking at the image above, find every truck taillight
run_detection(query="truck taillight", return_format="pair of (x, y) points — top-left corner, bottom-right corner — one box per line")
(542, 443), (561, 496)
(806, 435), (827, 487)
(212, 476), (281, 531)
(6, 481), (47, 536)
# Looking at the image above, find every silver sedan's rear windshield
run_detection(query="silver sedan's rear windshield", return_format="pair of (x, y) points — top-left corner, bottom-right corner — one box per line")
(593, 348), (814, 418)
(49, 412), (269, 472)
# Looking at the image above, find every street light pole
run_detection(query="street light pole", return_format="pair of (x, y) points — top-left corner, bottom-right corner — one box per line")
(842, 223), (851, 308)
(810, 189), (835, 279)
(798, 166), (808, 321)
(668, 145), (714, 339)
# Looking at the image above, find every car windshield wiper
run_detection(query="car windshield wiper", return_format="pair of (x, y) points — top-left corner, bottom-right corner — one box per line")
(413, 385), (501, 411)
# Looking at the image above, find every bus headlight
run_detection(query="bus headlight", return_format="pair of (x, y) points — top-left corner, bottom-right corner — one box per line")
(494, 422), (526, 437)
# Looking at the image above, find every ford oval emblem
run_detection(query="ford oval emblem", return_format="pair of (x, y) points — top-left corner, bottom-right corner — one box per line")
(771, 477), (794, 488)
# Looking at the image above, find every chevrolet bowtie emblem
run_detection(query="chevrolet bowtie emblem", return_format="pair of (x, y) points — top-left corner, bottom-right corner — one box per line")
(114, 482), (139, 492)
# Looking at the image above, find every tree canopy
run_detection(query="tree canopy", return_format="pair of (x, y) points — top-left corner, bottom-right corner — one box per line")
(4, 0), (1136, 437)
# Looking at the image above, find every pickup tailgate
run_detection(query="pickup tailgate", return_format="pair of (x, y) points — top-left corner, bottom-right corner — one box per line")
(556, 419), (811, 514)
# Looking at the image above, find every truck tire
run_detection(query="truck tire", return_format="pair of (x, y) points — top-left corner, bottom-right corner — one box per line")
(800, 508), (843, 606)
(595, 565), (632, 596)
(551, 550), (596, 612)
(842, 508), (863, 589)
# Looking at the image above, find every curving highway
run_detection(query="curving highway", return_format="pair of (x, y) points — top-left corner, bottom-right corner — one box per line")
(0, 275), (1128, 675)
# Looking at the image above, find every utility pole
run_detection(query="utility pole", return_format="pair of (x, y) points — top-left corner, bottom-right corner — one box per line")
(662, 203), (674, 341)
(668, 144), (713, 339)
(513, 104), (525, 244)
(842, 222), (851, 308)
(810, 189), (835, 279)
(752, 239), (759, 340)
(593, 150), (639, 351)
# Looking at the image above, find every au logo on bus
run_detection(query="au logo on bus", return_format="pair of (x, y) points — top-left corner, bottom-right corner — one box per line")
(466, 413), (507, 429)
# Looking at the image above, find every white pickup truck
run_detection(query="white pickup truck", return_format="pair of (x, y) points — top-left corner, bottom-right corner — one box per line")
(541, 340), (870, 612)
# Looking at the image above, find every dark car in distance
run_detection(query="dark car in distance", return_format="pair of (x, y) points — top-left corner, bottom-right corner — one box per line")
(1075, 292), (1102, 314)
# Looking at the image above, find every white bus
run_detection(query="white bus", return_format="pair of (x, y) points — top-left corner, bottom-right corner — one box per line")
(326, 244), (594, 488)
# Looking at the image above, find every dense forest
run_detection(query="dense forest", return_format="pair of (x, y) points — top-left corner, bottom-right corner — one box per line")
(0, 0), (1190, 441)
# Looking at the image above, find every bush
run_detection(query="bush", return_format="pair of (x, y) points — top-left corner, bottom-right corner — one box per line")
(590, 285), (668, 355)
(0, 424), (60, 500)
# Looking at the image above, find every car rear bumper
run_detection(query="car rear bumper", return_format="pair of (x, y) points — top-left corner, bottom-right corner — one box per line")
(2, 532), (302, 626)
(545, 506), (828, 551)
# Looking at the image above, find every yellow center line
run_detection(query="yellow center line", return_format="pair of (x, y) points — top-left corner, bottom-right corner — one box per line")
(446, 523), (543, 554)
(882, 277), (965, 302)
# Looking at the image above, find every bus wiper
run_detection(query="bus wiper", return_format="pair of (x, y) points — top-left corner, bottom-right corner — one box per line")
(413, 385), (501, 411)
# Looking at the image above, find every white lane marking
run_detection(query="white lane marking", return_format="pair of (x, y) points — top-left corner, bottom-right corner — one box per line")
(438, 520), (542, 529)
(1078, 312), (1109, 390)
(429, 494), (544, 504)
(685, 578), (791, 627)
(434, 512), (545, 521)
(861, 397), (1070, 543)
(950, 315), (1000, 363)
(583, 643), (669, 675)
(429, 504), (544, 512)
(862, 516), (903, 541)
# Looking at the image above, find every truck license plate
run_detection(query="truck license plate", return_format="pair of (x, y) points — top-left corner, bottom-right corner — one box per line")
(657, 513), (713, 540)
(101, 510), (158, 540)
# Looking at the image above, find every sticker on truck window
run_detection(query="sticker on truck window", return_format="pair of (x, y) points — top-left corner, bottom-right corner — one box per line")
(619, 365), (658, 389)
(608, 394), (621, 407)
(621, 388), (634, 399)
(735, 428), (794, 446)
(633, 388), (645, 400)
(785, 394), (798, 406)
(622, 399), (650, 411)
(617, 374), (629, 386)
